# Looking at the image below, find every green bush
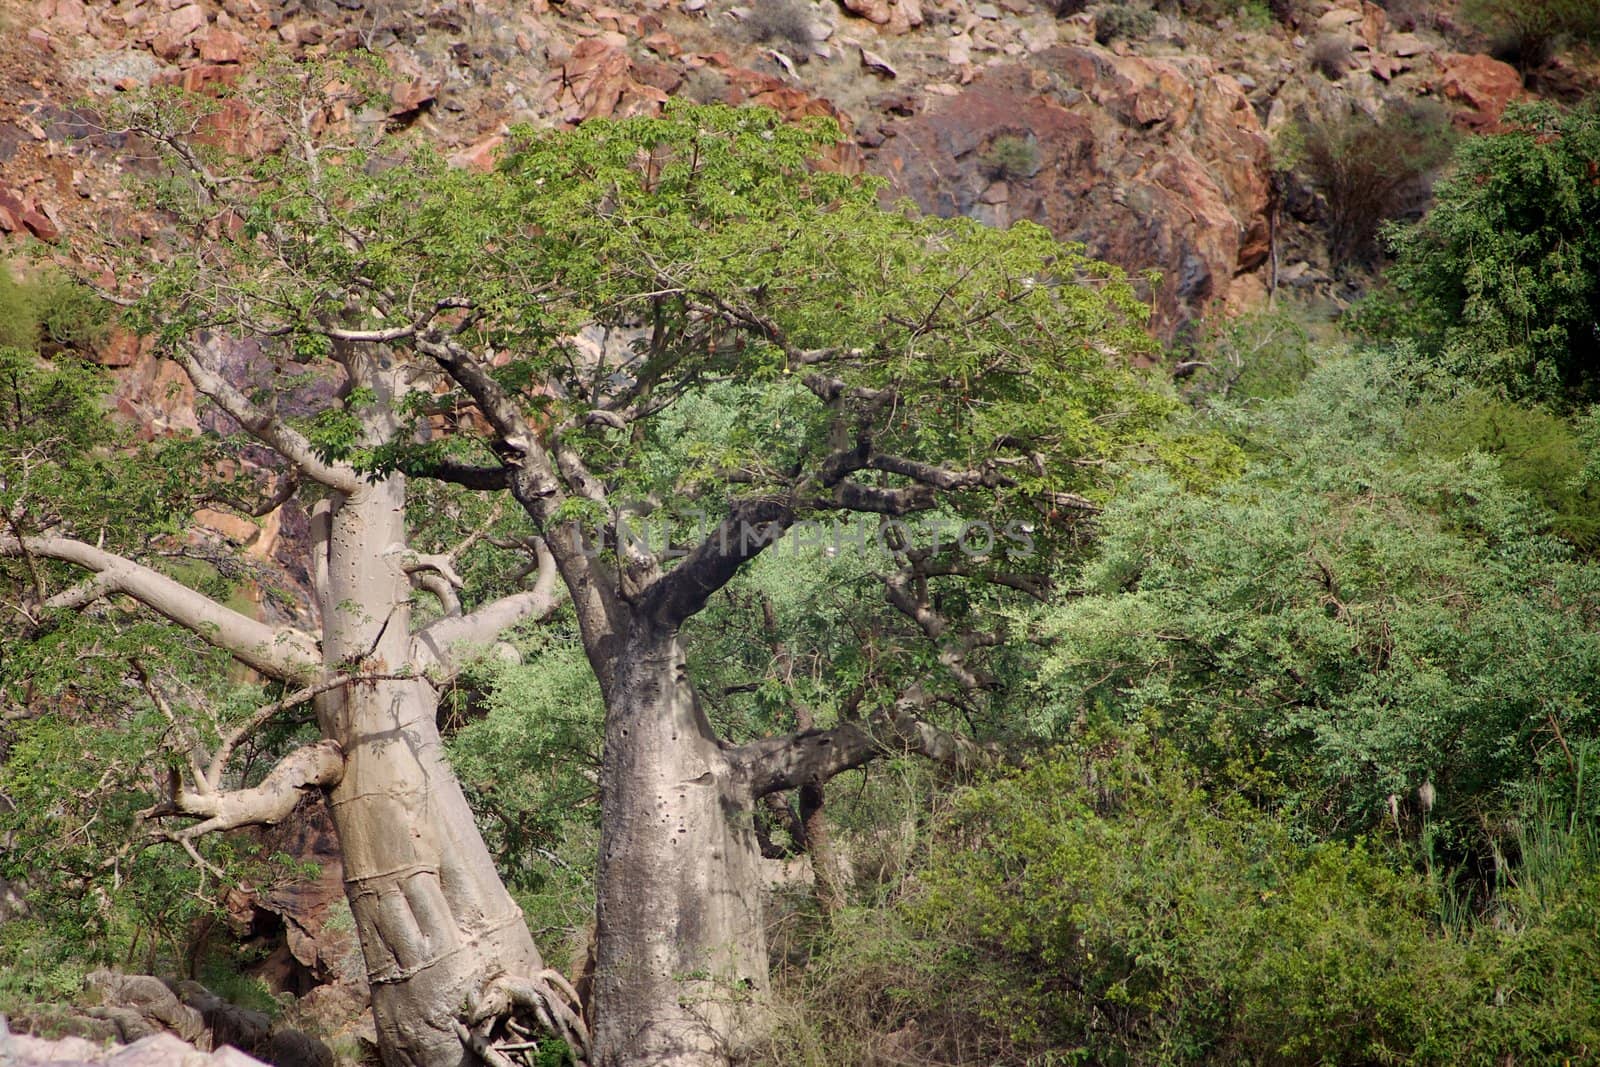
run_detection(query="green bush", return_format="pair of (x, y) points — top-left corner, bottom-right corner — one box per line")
(1409, 390), (1600, 551)
(1174, 307), (1316, 401)
(743, 0), (815, 53)
(980, 134), (1042, 182)
(1041, 355), (1600, 845)
(760, 737), (1600, 1066)
(1368, 99), (1600, 407)
(1093, 2), (1156, 44)
(0, 266), (107, 356)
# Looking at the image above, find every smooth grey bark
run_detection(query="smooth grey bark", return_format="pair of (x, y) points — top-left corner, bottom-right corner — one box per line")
(8, 343), (580, 1067)
(589, 624), (768, 1067)
(313, 471), (548, 1067)
(425, 333), (1009, 1067)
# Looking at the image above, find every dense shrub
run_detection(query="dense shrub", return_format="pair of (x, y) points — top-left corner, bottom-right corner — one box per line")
(980, 134), (1042, 181)
(1462, 0), (1600, 70)
(1409, 390), (1600, 551)
(761, 738), (1600, 1066)
(1040, 355), (1600, 846)
(1093, 2), (1156, 44)
(1368, 99), (1600, 407)
(1308, 33), (1351, 79)
(1174, 307), (1316, 402)
(0, 266), (106, 355)
(743, 0), (816, 53)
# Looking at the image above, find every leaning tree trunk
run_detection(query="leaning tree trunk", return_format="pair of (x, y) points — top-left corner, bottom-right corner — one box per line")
(315, 473), (546, 1067)
(590, 621), (770, 1067)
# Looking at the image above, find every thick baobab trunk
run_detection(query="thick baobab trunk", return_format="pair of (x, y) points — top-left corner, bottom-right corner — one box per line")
(315, 474), (545, 1067)
(590, 622), (770, 1067)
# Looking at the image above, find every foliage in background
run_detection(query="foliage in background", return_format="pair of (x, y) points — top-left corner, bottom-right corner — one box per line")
(0, 314), (324, 1014)
(1366, 99), (1600, 407)
(1409, 389), (1600, 552)
(1173, 308), (1317, 402)
(0, 266), (108, 356)
(445, 629), (602, 973)
(1038, 354), (1600, 855)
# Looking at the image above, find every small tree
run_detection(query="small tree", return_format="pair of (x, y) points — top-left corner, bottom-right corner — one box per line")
(1289, 99), (1455, 266)
(1462, 0), (1600, 71)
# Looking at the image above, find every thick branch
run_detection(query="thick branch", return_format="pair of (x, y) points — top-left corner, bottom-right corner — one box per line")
(42, 572), (118, 612)
(205, 674), (387, 792)
(413, 539), (561, 671)
(819, 479), (937, 515)
(638, 496), (796, 627)
(401, 457), (508, 491)
(867, 453), (1006, 492)
(4, 535), (321, 683)
(176, 336), (361, 494)
(883, 571), (998, 692)
(143, 739), (344, 840)
(735, 690), (990, 798)
(418, 335), (541, 466)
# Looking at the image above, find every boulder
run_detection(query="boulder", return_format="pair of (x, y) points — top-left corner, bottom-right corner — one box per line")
(85, 973), (206, 1046)
(1434, 52), (1524, 129)
(0, 1024), (270, 1067)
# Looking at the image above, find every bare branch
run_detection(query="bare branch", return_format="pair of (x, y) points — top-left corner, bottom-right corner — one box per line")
(414, 540), (561, 672)
(322, 298), (472, 342)
(638, 496), (796, 627)
(42, 572), (118, 612)
(413, 572), (462, 617)
(734, 686), (992, 798)
(401, 458), (508, 491)
(395, 546), (466, 590)
(417, 335), (540, 466)
(205, 470), (300, 520)
(205, 674), (398, 792)
(134, 664), (211, 793)
(883, 571), (999, 692)
(866, 453), (1006, 492)
(142, 739), (344, 840)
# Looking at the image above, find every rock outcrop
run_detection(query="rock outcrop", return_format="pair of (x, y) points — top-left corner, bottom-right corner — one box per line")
(4, 973), (333, 1067)
(870, 44), (1272, 338)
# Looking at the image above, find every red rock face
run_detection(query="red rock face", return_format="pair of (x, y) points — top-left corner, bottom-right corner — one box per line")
(1433, 52), (1526, 130)
(871, 45), (1272, 341)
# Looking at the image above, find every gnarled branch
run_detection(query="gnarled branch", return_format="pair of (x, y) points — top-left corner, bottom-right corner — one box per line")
(733, 687), (991, 799)
(413, 538), (561, 673)
(176, 335), (361, 494)
(141, 739), (344, 841)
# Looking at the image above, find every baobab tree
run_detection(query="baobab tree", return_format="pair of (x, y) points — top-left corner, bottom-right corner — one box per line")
(3, 62), (1169, 1067)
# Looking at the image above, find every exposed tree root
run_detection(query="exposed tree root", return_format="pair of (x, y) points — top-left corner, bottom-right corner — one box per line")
(461, 970), (592, 1066)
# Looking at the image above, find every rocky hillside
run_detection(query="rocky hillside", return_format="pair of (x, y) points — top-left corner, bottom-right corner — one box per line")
(2, 0), (1574, 348)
